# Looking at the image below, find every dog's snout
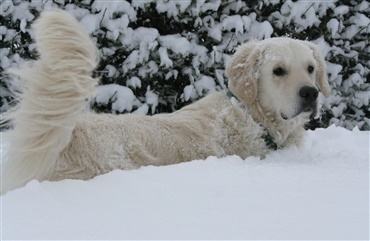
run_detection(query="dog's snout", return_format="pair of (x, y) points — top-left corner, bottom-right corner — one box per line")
(299, 86), (318, 103)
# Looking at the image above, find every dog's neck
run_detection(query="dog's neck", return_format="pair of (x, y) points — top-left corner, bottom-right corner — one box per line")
(226, 90), (278, 150)
(252, 101), (306, 148)
(226, 90), (305, 149)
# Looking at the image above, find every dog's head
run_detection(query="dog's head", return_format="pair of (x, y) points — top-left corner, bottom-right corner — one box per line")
(226, 37), (330, 121)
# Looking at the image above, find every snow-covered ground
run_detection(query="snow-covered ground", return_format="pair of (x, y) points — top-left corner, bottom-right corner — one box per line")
(1, 125), (369, 240)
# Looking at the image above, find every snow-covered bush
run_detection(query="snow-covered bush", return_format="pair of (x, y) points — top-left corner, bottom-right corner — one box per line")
(1, 0), (369, 130)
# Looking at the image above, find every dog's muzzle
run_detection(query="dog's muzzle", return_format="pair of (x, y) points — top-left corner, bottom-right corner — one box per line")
(282, 86), (319, 120)
(299, 86), (319, 118)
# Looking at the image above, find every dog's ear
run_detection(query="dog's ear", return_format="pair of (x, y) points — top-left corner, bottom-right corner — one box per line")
(226, 40), (262, 104)
(302, 41), (331, 98)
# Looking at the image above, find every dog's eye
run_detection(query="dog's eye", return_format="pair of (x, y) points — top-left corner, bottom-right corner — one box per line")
(273, 67), (286, 76)
(308, 65), (314, 74)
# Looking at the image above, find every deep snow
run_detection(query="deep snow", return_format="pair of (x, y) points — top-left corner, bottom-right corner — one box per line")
(0, 125), (369, 240)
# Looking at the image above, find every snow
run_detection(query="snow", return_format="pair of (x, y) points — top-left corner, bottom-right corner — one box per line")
(356, 0), (370, 11)
(126, 76), (141, 89)
(80, 13), (100, 34)
(95, 84), (136, 113)
(19, 18), (27, 33)
(120, 27), (159, 50)
(349, 13), (370, 27)
(138, 60), (159, 78)
(334, 5), (350, 16)
(0, 49), (10, 69)
(1, 126), (369, 240)
(145, 86), (159, 114)
(64, 3), (90, 20)
(222, 15), (244, 35)
(0, 1), (14, 16)
(9, 1), (34, 22)
(92, 1), (136, 22)
(342, 24), (361, 39)
(247, 13), (273, 39)
(183, 84), (196, 101)
(156, 0), (191, 18)
(199, 0), (221, 13)
(159, 34), (191, 55)
(103, 64), (117, 78)
(194, 75), (216, 95)
(276, 1), (323, 32)
(158, 46), (173, 68)
(327, 18), (340, 38)
(331, 102), (347, 118)
(326, 61), (343, 85)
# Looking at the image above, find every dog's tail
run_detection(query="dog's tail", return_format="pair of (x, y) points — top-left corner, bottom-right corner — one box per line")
(1, 10), (98, 194)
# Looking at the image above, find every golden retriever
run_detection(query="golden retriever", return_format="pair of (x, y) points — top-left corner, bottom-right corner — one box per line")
(1, 10), (330, 194)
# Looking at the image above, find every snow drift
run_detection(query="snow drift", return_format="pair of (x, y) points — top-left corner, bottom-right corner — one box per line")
(1, 125), (369, 240)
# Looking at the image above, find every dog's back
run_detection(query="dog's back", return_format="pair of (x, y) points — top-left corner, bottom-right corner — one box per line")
(1, 10), (98, 194)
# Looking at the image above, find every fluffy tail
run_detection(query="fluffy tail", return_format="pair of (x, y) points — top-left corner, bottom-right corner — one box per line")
(1, 10), (98, 194)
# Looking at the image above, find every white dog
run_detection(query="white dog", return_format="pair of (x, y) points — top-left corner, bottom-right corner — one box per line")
(1, 10), (330, 194)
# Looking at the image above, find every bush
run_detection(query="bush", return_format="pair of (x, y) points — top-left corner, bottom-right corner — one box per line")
(1, 0), (369, 130)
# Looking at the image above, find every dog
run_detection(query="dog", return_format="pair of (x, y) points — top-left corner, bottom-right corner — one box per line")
(1, 10), (330, 194)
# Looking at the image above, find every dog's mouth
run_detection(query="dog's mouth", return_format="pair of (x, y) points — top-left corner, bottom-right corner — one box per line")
(281, 106), (317, 120)
(303, 104), (319, 119)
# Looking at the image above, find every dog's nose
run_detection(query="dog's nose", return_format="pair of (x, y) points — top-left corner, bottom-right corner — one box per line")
(299, 86), (318, 103)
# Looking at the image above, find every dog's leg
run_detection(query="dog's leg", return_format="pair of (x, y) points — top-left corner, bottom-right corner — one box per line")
(1, 10), (98, 194)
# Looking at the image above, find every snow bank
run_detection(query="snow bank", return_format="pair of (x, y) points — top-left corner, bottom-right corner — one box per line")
(1, 126), (369, 240)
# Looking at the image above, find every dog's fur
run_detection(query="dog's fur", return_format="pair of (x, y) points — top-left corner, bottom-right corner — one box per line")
(1, 10), (330, 194)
